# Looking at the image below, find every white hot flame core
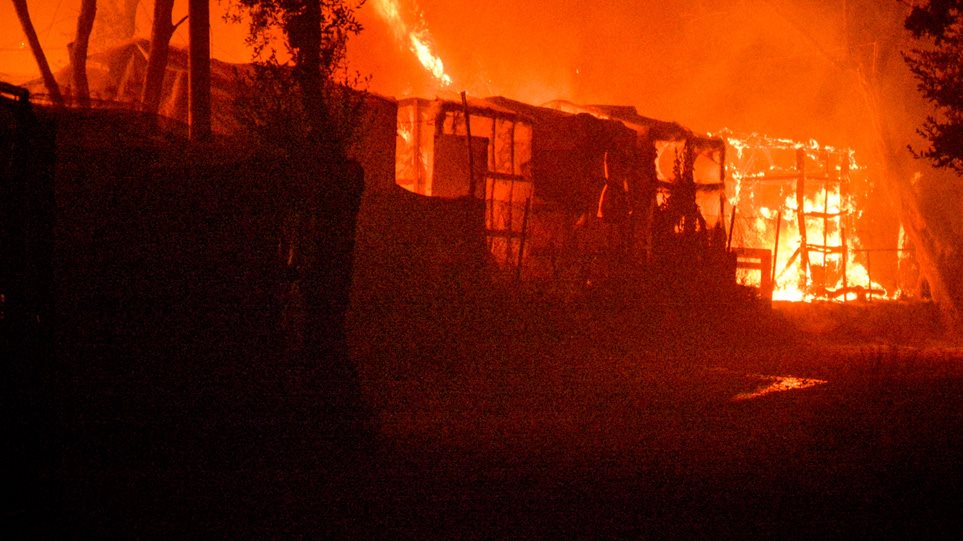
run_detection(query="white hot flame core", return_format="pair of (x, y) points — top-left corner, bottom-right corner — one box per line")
(372, 0), (453, 87)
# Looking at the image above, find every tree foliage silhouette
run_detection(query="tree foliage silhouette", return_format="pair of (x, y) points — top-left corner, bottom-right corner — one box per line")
(903, 0), (963, 175)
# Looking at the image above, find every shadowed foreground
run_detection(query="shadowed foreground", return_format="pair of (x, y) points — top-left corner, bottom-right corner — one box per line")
(7, 108), (962, 539)
(351, 294), (963, 539)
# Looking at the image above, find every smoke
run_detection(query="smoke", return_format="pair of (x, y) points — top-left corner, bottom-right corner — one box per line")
(349, 0), (925, 148)
(1, 0), (924, 148)
(345, 0), (937, 291)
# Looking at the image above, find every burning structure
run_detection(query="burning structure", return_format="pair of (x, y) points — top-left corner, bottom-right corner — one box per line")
(5, 0), (957, 318)
(723, 132), (890, 302)
(395, 96), (532, 277)
(394, 93), (734, 297)
(10, 35), (905, 307)
(391, 92), (904, 305)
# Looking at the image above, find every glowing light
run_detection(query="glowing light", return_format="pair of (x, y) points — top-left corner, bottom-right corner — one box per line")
(372, 0), (453, 87)
(397, 124), (413, 144)
(732, 374), (827, 401)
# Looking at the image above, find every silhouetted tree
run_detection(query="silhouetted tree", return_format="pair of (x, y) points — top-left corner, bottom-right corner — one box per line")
(70, 0), (98, 108)
(227, 0), (369, 430)
(903, 0), (963, 175)
(11, 0), (64, 106)
(224, 3), (371, 534)
(142, 0), (183, 116)
(188, 0), (211, 140)
(228, 0), (366, 153)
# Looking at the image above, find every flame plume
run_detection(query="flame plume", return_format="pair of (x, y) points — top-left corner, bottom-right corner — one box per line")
(371, 0), (453, 87)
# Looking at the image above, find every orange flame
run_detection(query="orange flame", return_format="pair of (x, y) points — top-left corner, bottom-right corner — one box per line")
(725, 133), (889, 302)
(371, 0), (453, 87)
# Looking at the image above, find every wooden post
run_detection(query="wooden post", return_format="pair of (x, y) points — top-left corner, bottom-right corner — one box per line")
(823, 178), (829, 289)
(460, 91), (476, 198)
(188, 0), (212, 141)
(841, 225), (848, 302)
(726, 204), (737, 251)
(772, 209), (782, 288)
(841, 154), (849, 300)
(515, 197), (532, 285)
(412, 100), (423, 193)
(719, 193), (725, 235)
(487, 114), (496, 250)
(795, 148), (810, 292)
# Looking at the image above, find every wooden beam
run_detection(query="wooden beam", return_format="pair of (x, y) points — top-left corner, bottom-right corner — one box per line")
(795, 148), (810, 291)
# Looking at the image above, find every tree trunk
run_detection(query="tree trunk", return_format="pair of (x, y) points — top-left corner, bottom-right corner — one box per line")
(281, 0), (368, 440)
(288, 0), (329, 150)
(70, 0), (98, 108)
(142, 0), (175, 116)
(188, 0), (211, 141)
(11, 0), (64, 107)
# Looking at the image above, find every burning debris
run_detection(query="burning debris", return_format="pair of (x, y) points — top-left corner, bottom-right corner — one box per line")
(390, 94), (907, 305)
(723, 132), (890, 302)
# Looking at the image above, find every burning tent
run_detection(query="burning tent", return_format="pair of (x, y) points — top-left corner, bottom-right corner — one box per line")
(545, 101), (728, 229)
(18, 37), (401, 191)
(484, 96), (641, 288)
(544, 101), (732, 292)
(396, 94), (660, 291)
(397, 94), (734, 295)
(21, 38), (243, 134)
(395, 96), (533, 279)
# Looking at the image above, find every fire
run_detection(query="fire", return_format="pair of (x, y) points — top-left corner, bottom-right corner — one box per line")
(725, 132), (889, 302)
(731, 374), (827, 401)
(371, 0), (453, 87)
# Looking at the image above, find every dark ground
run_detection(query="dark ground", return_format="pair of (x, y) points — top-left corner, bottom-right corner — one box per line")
(19, 271), (963, 540)
(5, 109), (962, 539)
(348, 293), (963, 540)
